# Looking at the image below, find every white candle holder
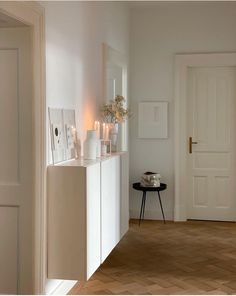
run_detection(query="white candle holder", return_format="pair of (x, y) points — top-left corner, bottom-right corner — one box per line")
(101, 139), (111, 156)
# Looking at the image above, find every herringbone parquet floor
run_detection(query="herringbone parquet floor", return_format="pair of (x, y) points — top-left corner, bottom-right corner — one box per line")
(69, 219), (236, 295)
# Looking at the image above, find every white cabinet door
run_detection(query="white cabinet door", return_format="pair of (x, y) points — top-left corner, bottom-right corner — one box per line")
(86, 163), (101, 279)
(101, 156), (120, 262)
(120, 153), (129, 238)
(48, 166), (87, 280)
(48, 162), (101, 281)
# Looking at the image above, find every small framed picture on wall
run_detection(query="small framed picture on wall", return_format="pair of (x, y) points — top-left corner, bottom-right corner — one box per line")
(138, 101), (168, 139)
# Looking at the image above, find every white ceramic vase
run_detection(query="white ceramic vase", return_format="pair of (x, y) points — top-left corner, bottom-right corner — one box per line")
(83, 130), (97, 160)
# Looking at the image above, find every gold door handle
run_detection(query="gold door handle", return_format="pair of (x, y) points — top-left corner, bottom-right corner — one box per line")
(189, 137), (198, 154)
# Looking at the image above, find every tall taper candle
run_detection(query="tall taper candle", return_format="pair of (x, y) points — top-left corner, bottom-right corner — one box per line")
(105, 124), (109, 141)
(97, 121), (100, 139)
(102, 122), (106, 140)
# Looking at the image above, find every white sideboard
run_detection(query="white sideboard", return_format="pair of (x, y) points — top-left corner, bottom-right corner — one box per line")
(47, 152), (129, 281)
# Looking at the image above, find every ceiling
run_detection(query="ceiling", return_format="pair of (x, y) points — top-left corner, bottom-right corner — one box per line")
(0, 12), (27, 28)
(128, 1), (236, 8)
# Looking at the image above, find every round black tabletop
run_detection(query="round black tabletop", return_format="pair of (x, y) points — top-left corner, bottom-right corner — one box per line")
(133, 182), (167, 192)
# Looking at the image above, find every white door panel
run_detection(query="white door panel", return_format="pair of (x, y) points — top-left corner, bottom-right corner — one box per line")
(0, 49), (19, 184)
(0, 27), (33, 294)
(187, 67), (236, 221)
(0, 207), (18, 294)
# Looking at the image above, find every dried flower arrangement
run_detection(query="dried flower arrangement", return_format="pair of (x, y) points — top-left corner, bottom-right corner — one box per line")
(101, 95), (131, 124)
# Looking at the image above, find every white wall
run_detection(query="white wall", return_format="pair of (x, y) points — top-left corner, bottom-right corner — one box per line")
(129, 2), (236, 221)
(43, 1), (129, 162)
(42, 1), (129, 293)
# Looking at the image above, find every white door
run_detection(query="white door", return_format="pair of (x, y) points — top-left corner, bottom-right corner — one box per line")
(187, 66), (236, 221)
(0, 27), (33, 294)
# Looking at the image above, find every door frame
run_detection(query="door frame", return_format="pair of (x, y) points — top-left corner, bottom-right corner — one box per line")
(174, 53), (236, 222)
(0, 2), (46, 294)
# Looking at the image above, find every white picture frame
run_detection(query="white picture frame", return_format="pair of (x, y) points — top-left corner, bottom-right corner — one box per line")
(65, 124), (74, 149)
(48, 108), (65, 164)
(48, 108), (77, 164)
(52, 123), (64, 150)
(138, 101), (168, 139)
(63, 109), (77, 160)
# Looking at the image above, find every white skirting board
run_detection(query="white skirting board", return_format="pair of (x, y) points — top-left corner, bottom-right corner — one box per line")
(46, 279), (77, 295)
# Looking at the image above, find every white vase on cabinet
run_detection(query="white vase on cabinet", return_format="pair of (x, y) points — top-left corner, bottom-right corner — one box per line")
(84, 130), (97, 160)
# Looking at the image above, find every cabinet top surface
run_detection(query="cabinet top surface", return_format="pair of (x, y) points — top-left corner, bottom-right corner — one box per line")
(49, 152), (127, 168)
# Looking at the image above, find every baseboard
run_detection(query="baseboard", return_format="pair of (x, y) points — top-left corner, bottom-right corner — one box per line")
(48, 280), (78, 295)
(174, 204), (187, 221)
(129, 209), (173, 221)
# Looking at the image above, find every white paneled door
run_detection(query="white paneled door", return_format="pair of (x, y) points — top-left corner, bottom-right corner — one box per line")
(187, 67), (236, 221)
(0, 28), (33, 294)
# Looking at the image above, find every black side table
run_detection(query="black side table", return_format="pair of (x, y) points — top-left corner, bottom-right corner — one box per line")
(133, 182), (167, 225)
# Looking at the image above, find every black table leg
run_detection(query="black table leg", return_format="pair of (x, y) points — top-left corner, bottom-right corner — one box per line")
(139, 191), (145, 226)
(142, 192), (146, 220)
(158, 191), (166, 224)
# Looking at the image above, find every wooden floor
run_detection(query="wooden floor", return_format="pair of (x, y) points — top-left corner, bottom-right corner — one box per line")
(69, 219), (236, 295)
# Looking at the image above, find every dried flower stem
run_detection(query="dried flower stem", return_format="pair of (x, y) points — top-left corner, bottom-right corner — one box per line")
(101, 95), (131, 124)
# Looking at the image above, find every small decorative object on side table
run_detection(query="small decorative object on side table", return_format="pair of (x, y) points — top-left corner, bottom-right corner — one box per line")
(141, 171), (161, 187)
